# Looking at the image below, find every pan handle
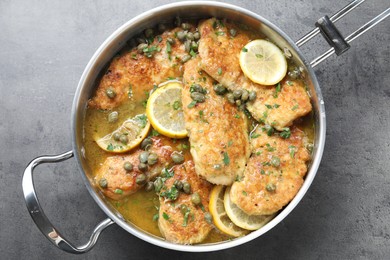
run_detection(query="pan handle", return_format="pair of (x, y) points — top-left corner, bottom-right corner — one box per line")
(22, 151), (114, 254)
(296, 0), (390, 67)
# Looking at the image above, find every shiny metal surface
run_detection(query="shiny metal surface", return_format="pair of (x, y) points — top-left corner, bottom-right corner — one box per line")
(22, 151), (114, 254)
(296, 0), (366, 47)
(310, 7), (390, 67)
(70, 1), (326, 252)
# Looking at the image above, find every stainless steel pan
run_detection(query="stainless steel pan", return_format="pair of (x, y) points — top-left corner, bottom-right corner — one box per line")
(22, 0), (389, 253)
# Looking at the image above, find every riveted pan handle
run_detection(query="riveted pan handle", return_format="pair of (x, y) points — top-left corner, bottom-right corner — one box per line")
(22, 151), (114, 254)
(296, 0), (390, 67)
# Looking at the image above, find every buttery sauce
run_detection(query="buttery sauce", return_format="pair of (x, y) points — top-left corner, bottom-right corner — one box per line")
(82, 19), (314, 244)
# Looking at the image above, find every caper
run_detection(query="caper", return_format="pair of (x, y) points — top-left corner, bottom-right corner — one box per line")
(171, 152), (184, 164)
(226, 93), (235, 104)
(138, 163), (148, 172)
(137, 43), (148, 54)
(190, 41), (198, 51)
(229, 28), (237, 37)
(105, 88), (116, 99)
(167, 37), (176, 45)
(158, 23), (167, 33)
(190, 84), (203, 93)
(141, 138), (153, 150)
(181, 23), (191, 30)
(108, 111), (119, 123)
(249, 91), (257, 101)
(154, 177), (163, 192)
(113, 132), (121, 141)
(144, 28), (154, 38)
(177, 31), (186, 42)
(186, 32), (194, 41)
(190, 92), (205, 103)
(135, 174), (147, 185)
(213, 84), (227, 95)
(120, 134), (128, 144)
(136, 37), (147, 44)
(99, 178), (108, 188)
(174, 16), (181, 27)
(181, 54), (191, 63)
(145, 181), (154, 192)
(193, 31), (201, 40)
(123, 161), (133, 171)
(235, 100), (242, 106)
(241, 90), (249, 102)
(191, 192), (201, 205)
(266, 183), (276, 192)
(270, 156), (280, 167)
(233, 89), (243, 100)
(139, 151), (149, 163)
(184, 40), (191, 52)
(147, 153), (158, 165)
(174, 180), (183, 190)
(183, 182), (191, 194)
(180, 204), (189, 214)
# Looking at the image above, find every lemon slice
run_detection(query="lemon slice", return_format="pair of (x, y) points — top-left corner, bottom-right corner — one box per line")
(239, 39), (287, 85)
(95, 114), (150, 153)
(209, 185), (248, 237)
(224, 187), (275, 230)
(146, 81), (187, 138)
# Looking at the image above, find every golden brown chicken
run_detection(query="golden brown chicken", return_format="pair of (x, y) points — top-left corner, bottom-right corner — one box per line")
(198, 18), (312, 130)
(230, 126), (310, 215)
(182, 58), (250, 185)
(158, 161), (213, 244)
(89, 27), (189, 110)
(94, 136), (173, 200)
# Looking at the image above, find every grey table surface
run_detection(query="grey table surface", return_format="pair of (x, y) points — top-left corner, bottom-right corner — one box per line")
(1, 0), (389, 259)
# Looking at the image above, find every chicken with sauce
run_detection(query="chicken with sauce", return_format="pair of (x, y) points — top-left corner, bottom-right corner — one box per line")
(198, 18), (312, 130)
(182, 58), (250, 185)
(158, 161), (213, 244)
(94, 136), (173, 200)
(230, 126), (310, 215)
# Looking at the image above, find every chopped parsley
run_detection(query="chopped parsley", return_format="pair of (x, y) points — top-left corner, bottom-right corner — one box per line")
(162, 212), (170, 221)
(280, 127), (291, 139)
(135, 114), (148, 128)
(106, 143), (114, 151)
(217, 67), (222, 75)
(250, 132), (260, 139)
(234, 114), (241, 119)
(215, 31), (225, 36)
(287, 81), (293, 86)
(166, 41), (172, 54)
(292, 104), (299, 111)
(172, 100), (181, 110)
(242, 47), (248, 52)
(223, 152), (230, 165)
(152, 214), (159, 221)
(265, 143), (275, 152)
(273, 83), (281, 98)
(150, 129), (160, 136)
(242, 191), (248, 196)
(228, 140), (233, 147)
(289, 145), (297, 158)
(160, 186), (179, 201)
(187, 100), (197, 108)
(255, 53), (263, 58)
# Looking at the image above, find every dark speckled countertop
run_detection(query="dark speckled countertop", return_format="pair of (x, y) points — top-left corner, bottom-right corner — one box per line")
(0, 0), (389, 259)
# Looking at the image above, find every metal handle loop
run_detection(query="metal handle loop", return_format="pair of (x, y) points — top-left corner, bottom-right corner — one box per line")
(22, 151), (114, 254)
(296, 0), (390, 67)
